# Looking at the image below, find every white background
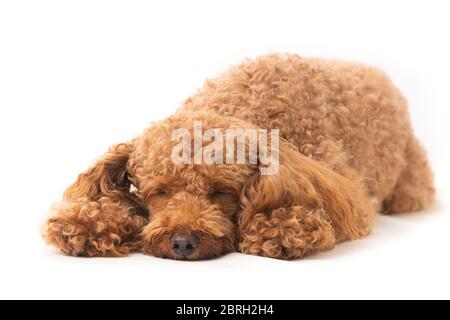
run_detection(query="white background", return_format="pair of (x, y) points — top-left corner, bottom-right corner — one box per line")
(0, 0), (449, 300)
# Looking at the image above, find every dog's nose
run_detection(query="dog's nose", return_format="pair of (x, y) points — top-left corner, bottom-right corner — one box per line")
(170, 232), (199, 258)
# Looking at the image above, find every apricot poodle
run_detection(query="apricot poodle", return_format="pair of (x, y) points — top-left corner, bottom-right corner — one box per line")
(43, 53), (435, 260)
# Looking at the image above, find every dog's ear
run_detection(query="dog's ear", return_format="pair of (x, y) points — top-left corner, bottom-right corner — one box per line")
(239, 142), (376, 242)
(64, 143), (145, 214)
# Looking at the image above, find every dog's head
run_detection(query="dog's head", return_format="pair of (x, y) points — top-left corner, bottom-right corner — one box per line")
(64, 112), (371, 260)
(129, 112), (259, 259)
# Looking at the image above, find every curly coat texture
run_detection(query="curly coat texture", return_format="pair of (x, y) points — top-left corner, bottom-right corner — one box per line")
(43, 53), (435, 260)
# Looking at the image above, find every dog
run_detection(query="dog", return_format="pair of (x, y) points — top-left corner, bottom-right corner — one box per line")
(43, 53), (435, 260)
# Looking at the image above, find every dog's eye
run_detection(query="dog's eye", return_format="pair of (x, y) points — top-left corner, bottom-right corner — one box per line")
(210, 189), (231, 197)
(153, 189), (168, 197)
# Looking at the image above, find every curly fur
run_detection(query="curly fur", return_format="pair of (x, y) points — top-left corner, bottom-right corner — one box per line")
(43, 53), (435, 260)
(240, 207), (336, 260)
(44, 198), (148, 257)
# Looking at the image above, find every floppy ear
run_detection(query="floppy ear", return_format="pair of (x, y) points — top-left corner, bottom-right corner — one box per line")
(43, 142), (148, 257)
(64, 142), (146, 215)
(239, 142), (376, 243)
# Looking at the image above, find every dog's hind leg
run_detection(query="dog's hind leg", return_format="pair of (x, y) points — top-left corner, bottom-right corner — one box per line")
(383, 137), (435, 214)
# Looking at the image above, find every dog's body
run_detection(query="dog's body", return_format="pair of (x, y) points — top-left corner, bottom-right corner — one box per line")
(43, 54), (435, 260)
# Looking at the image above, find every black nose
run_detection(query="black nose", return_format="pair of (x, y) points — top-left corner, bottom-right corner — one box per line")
(170, 232), (199, 258)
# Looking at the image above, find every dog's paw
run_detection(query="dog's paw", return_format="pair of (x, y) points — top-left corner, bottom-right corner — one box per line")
(44, 220), (92, 257)
(239, 207), (336, 260)
(43, 219), (130, 257)
(42, 199), (147, 257)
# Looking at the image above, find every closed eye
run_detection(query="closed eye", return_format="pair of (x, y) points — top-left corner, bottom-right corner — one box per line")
(153, 189), (168, 197)
(209, 189), (233, 197)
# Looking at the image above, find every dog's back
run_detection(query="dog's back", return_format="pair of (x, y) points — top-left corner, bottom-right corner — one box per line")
(181, 53), (435, 213)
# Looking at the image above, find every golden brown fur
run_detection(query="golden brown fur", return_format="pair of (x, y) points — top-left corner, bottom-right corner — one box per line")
(43, 53), (435, 260)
